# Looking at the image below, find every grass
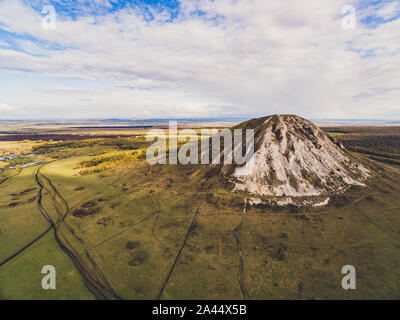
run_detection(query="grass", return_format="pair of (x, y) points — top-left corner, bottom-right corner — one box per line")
(0, 232), (95, 300)
(327, 132), (346, 137)
(0, 166), (49, 261)
(0, 141), (40, 156)
(1, 133), (400, 299)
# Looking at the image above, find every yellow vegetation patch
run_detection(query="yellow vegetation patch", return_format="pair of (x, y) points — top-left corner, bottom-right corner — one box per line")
(78, 150), (145, 175)
(0, 141), (39, 156)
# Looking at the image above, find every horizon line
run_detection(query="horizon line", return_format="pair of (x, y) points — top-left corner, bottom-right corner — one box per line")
(1, 117), (400, 123)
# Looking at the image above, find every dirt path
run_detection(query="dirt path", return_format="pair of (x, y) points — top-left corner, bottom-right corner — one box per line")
(232, 213), (250, 300)
(155, 205), (201, 300)
(65, 162), (141, 215)
(0, 166), (25, 185)
(91, 209), (161, 249)
(0, 171), (20, 185)
(35, 165), (122, 300)
(0, 226), (53, 267)
(0, 163), (61, 266)
(0, 151), (122, 299)
(0, 165), (52, 266)
(355, 206), (400, 248)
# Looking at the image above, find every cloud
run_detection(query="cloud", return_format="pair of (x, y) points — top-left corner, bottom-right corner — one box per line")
(14, 39), (51, 56)
(376, 1), (400, 20)
(0, 0), (399, 119)
(0, 103), (14, 110)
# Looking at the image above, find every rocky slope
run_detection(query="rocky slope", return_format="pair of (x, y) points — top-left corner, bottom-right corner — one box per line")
(229, 115), (370, 206)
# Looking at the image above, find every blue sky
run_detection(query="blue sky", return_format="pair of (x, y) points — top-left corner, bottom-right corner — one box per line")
(0, 0), (400, 119)
(24, 0), (181, 20)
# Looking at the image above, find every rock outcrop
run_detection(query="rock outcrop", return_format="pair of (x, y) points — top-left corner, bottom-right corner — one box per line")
(230, 115), (370, 205)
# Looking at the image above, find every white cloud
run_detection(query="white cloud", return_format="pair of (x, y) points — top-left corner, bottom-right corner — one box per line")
(0, 103), (14, 110)
(0, 0), (399, 119)
(14, 39), (50, 56)
(376, 1), (400, 20)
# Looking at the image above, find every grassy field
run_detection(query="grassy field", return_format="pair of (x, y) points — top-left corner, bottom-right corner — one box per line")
(0, 141), (41, 156)
(0, 129), (400, 299)
(0, 166), (48, 260)
(0, 231), (95, 300)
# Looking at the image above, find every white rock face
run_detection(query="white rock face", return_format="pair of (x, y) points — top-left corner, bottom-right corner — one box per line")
(313, 197), (330, 207)
(231, 115), (370, 200)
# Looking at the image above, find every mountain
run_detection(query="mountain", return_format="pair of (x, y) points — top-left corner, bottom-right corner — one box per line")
(228, 115), (370, 206)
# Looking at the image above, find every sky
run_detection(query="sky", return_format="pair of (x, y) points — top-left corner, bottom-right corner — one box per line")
(0, 0), (399, 120)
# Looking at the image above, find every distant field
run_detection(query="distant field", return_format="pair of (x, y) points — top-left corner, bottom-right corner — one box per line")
(0, 120), (233, 142)
(327, 132), (347, 137)
(0, 141), (41, 156)
(324, 126), (400, 166)
(0, 133), (130, 142)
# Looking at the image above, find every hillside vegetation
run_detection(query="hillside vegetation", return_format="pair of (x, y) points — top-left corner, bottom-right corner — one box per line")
(0, 125), (400, 300)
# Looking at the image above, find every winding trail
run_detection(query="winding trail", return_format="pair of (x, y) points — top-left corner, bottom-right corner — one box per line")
(92, 209), (161, 249)
(0, 165), (51, 267)
(0, 153), (122, 299)
(355, 206), (400, 248)
(34, 165), (122, 300)
(0, 158), (71, 267)
(0, 169), (21, 185)
(0, 226), (53, 267)
(232, 213), (250, 300)
(155, 205), (201, 300)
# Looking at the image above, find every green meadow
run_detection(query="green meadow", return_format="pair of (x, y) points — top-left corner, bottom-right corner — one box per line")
(1, 136), (400, 299)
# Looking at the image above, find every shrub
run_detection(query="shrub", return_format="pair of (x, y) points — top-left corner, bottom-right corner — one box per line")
(78, 150), (145, 175)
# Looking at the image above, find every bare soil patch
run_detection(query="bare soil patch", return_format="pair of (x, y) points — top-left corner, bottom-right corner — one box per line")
(72, 207), (100, 217)
(128, 250), (149, 267)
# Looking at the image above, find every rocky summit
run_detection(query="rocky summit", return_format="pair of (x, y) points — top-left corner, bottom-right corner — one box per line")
(230, 115), (370, 206)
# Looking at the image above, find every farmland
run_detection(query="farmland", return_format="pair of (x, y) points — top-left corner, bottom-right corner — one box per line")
(324, 126), (400, 167)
